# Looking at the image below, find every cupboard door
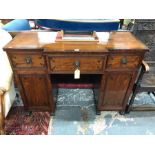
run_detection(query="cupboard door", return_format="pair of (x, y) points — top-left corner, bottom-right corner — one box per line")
(17, 74), (54, 112)
(98, 72), (132, 111)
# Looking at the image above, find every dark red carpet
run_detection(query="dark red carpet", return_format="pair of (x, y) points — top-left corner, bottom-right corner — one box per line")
(5, 107), (50, 135)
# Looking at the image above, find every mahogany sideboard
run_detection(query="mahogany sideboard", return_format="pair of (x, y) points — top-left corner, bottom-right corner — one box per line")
(3, 31), (148, 115)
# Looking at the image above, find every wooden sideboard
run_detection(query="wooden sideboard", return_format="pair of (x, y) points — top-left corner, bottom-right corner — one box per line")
(3, 31), (148, 115)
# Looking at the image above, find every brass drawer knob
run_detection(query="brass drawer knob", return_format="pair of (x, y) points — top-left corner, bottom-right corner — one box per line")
(74, 60), (80, 68)
(25, 57), (32, 64)
(120, 57), (127, 64)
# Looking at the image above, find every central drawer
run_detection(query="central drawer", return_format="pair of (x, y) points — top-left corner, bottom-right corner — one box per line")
(48, 57), (104, 73)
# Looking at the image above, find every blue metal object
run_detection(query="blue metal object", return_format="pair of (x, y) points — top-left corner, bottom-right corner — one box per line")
(2, 19), (31, 31)
(35, 19), (120, 31)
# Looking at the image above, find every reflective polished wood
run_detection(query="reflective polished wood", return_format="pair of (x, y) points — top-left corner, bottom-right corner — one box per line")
(3, 31), (149, 115)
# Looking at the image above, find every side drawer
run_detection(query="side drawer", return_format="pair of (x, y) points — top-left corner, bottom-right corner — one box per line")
(106, 55), (141, 69)
(48, 57), (105, 73)
(9, 53), (45, 68)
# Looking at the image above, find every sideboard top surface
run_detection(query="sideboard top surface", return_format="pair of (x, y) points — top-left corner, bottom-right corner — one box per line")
(3, 31), (149, 52)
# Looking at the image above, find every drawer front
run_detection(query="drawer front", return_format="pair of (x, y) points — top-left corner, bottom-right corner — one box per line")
(107, 55), (141, 69)
(10, 54), (45, 68)
(49, 57), (104, 72)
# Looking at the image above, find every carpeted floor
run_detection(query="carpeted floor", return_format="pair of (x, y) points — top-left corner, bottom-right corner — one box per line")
(5, 107), (50, 135)
(6, 88), (155, 135)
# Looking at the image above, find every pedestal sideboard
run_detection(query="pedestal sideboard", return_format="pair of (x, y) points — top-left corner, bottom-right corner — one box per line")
(3, 31), (148, 115)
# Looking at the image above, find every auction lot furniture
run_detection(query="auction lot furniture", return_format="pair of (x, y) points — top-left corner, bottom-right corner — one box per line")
(3, 31), (148, 116)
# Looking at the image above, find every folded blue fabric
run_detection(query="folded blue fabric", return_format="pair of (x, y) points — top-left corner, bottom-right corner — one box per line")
(35, 19), (120, 31)
(2, 19), (31, 31)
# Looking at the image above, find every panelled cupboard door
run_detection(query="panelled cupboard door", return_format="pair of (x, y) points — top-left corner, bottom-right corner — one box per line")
(17, 74), (53, 111)
(98, 72), (133, 111)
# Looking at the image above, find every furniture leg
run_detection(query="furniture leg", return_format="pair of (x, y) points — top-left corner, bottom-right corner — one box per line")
(25, 111), (32, 116)
(92, 89), (101, 115)
(0, 90), (5, 135)
(50, 112), (55, 116)
(119, 111), (126, 115)
(126, 90), (138, 113)
(96, 110), (101, 115)
(151, 92), (155, 96)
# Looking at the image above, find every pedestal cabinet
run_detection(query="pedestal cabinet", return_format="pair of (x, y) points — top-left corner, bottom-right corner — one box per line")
(15, 73), (54, 111)
(98, 72), (133, 110)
